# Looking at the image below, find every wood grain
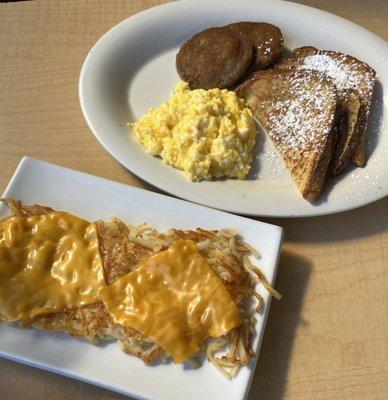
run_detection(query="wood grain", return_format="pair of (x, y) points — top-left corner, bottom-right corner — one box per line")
(0, 1), (387, 400)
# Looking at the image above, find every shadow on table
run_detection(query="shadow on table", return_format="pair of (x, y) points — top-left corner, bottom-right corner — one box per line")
(248, 250), (312, 400)
(262, 196), (388, 243)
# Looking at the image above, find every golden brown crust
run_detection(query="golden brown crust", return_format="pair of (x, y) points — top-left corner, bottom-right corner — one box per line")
(0, 198), (54, 217)
(303, 114), (339, 201)
(96, 219), (153, 285)
(329, 91), (361, 175)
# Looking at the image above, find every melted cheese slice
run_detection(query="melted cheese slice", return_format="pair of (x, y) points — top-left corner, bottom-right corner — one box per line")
(99, 239), (242, 362)
(0, 212), (105, 321)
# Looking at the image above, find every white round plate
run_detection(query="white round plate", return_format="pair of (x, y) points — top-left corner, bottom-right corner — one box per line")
(79, 0), (388, 217)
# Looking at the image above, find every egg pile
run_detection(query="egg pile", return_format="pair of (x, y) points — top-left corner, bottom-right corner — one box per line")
(130, 82), (256, 181)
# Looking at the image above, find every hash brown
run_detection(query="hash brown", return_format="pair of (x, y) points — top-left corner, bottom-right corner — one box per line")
(0, 199), (280, 378)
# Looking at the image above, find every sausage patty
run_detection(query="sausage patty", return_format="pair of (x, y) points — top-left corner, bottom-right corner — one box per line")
(176, 27), (253, 89)
(227, 22), (283, 69)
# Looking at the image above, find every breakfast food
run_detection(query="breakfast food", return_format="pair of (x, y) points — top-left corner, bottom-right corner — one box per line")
(132, 20), (378, 202)
(176, 27), (253, 89)
(227, 22), (283, 70)
(175, 22), (284, 90)
(130, 82), (256, 181)
(278, 46), (376, 172)
(236, 69), (338, 201)
(0, 198), (280, 378)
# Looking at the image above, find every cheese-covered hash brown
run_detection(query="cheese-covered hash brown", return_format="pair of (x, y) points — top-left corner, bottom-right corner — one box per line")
(0, 199), (280, 378)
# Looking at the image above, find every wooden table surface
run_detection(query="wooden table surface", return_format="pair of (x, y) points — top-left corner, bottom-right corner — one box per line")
(0, 1), (387, 399)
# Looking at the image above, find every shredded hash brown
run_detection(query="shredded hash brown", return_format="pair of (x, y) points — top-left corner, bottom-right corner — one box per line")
(0, 198), (281, 378)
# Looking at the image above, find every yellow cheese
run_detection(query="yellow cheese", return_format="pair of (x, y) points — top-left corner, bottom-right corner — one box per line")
(0, 212), (105, 321)
(99, 239), (242, 362)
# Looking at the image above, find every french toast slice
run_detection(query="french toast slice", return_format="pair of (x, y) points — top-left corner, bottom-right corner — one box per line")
(236, 69), (338, 201)
(278, 46), (376, 172)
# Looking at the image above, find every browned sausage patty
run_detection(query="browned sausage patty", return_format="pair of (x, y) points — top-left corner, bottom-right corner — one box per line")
(227, 22), (283, 69)
(176, 27), (253, 89)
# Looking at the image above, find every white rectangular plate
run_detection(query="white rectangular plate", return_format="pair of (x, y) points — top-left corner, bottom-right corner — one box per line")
(0, 157), (283, 400)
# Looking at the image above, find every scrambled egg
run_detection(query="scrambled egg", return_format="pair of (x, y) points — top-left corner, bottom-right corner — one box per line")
(130, 82), (256, 181)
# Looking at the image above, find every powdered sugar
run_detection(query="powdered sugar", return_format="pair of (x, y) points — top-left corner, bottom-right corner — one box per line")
(250, 70), (336, 157)
(257, 37), (274, 56)
(303, 54), (356, 91)
(262, 147), (286, 178)
(298, 52), (375, 102)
